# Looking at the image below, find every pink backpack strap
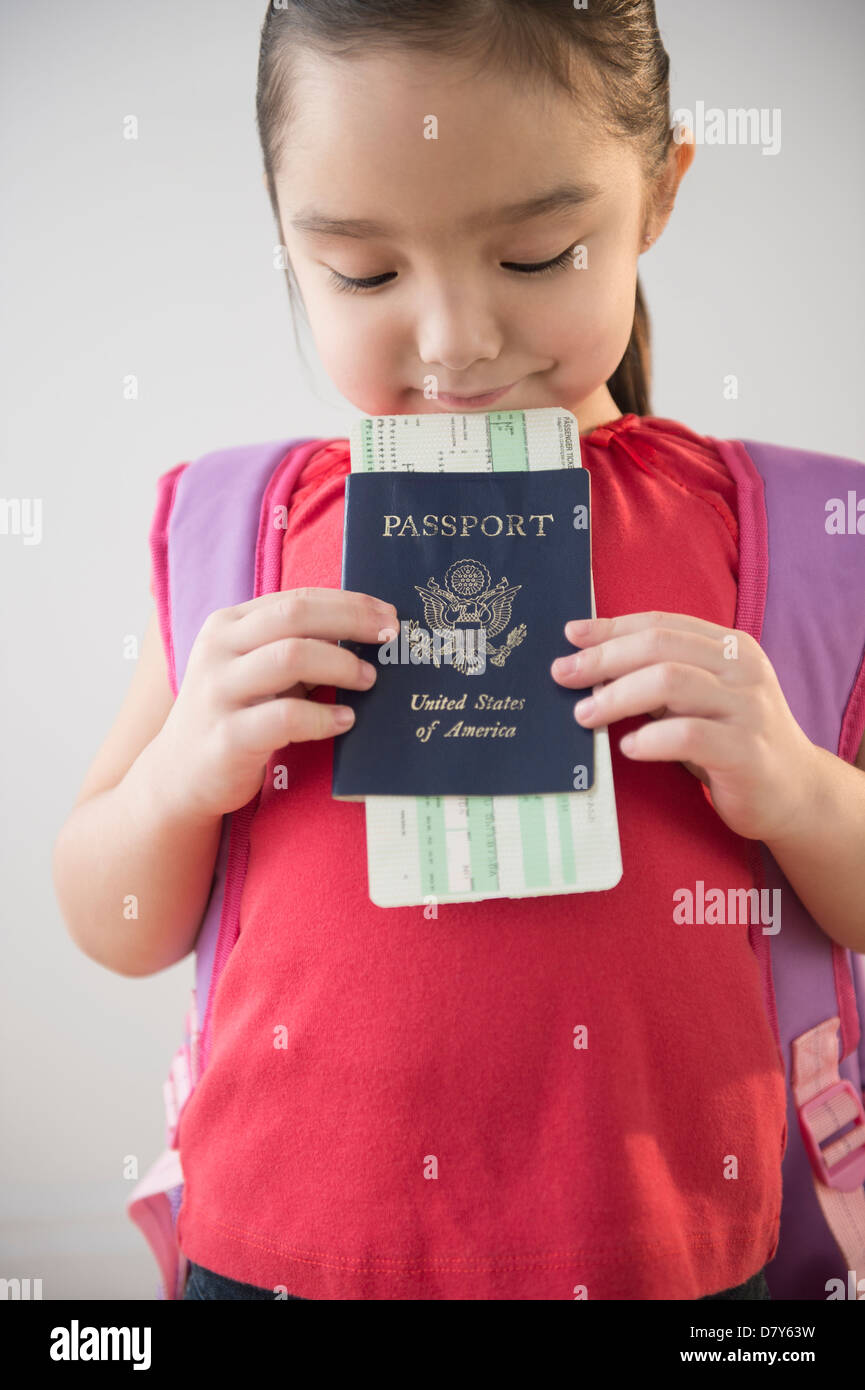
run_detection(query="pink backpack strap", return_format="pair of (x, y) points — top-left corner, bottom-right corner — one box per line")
(715, 433), (865, 1298)
(128, 435), (330, 1298)
(149, 462), (187, 695)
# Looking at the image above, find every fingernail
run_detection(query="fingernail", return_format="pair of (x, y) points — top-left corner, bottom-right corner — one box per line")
(333, 706), (355, 728)
(575, 697), (595, 720)
(360, 660), (377, 682)
(378, 626), (399, 643)
(552, 652), (584, 675)
(567, 618), (594, 636)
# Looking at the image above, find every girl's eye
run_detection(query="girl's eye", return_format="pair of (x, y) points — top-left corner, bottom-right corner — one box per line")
(501, 245), (577, 276)
(326, 243), (578, 295)
(327, 269), (397, 294)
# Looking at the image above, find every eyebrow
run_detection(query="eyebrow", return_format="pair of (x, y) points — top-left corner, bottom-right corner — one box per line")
(289, 181), (604, 239)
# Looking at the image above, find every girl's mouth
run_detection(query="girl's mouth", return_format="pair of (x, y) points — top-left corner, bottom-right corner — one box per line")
(428, 380), (519, 410)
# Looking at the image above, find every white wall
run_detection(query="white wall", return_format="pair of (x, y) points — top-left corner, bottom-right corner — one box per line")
(2, 0), (862, 1299)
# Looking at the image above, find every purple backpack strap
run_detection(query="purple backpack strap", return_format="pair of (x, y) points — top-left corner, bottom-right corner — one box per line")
(714, 434), (865, 1299)
(128, 435), (328, 1298)
(159, 438), (324, 1071)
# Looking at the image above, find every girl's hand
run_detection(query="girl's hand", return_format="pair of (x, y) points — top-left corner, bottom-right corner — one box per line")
(155, 588), (398, 822)
(550, 611), (817, 843)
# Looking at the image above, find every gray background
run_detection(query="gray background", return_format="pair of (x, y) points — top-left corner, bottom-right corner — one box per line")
(2, 0), (862, 1299)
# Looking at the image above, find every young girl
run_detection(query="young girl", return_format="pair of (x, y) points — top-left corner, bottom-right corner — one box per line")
(53, 0), (865, 1301)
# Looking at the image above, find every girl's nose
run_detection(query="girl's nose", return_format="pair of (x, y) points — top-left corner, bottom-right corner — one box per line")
(416, 282), (503, 375)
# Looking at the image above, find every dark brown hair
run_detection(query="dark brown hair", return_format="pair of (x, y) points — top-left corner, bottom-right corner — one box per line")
(256, 0), (675, 418)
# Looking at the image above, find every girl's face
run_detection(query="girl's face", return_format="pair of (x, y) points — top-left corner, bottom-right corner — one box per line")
(274, 49), (687, 431)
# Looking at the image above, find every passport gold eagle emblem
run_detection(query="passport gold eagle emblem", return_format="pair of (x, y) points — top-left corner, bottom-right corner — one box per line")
(409, 558), (526, 676)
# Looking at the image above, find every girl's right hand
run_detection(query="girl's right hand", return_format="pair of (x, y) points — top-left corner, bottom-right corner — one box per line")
(155, 588), (399, 821)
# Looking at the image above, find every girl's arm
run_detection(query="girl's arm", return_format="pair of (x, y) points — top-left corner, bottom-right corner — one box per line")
(52, 610), (223, 978)
(554, 612), (865, 954)
(54, 585), (395, 978)
(760, 733), (865, 955)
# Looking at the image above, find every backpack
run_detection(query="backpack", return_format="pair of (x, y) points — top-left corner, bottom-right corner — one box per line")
(127, 430), (865, 1301)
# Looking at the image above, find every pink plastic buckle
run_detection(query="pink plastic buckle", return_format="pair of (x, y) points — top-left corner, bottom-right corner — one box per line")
(797, 1080), (865, 1192)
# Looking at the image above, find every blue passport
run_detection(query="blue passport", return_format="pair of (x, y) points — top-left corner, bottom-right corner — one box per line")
(332, 467), (594, 797)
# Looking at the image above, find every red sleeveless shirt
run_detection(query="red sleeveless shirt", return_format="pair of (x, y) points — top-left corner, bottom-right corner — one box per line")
(174, 414), (787, 1299)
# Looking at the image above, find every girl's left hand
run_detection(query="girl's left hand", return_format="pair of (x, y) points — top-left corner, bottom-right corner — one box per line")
(550, 611), (818, 844)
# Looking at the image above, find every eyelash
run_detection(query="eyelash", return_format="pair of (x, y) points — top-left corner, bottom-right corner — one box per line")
(327, 244), (577, 294)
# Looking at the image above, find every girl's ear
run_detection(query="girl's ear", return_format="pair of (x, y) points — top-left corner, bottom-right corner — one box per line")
(642, 132), (696, 250)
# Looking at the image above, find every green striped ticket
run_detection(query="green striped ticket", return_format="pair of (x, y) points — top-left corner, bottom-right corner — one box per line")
(349, 408), (622, 906)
